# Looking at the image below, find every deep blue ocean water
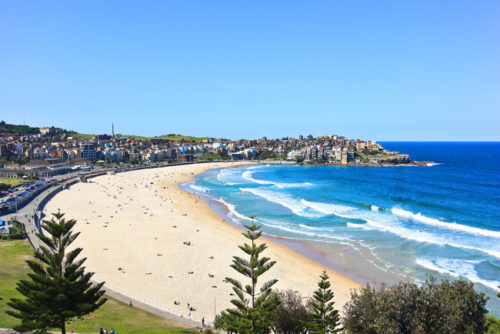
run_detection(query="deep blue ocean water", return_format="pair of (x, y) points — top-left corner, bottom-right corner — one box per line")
(187, 142), (500, 314)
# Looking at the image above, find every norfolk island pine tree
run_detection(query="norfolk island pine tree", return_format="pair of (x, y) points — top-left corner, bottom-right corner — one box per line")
(7, 211), (107, 334)
(303, 271), (342, 334)
(217, 216), (278, 334)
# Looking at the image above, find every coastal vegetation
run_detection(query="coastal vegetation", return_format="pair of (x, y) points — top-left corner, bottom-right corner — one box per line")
(302, 271), (342, 333)
(216, 218), (278, 333)
(7, 212), (107, 334)
(270, 290), (308, 333)
(343, 277), (489, 334)
(216, 219), (342, 334)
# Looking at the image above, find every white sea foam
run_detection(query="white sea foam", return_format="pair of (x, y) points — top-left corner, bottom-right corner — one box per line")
(426, 162), (442, 167)
(216, 169), (242, 185)
(216, 198), (253, 222)
(246, 165), (263, 170)
(262, 220), (351, 242)
(416, 258), (459, 276)
(300, 199), (356, 218)
(190, 184), (209, 193)
(240, 188), (324, 218)
(371, 205), (379, 212)
(347, 222), (375, 231)
(416, 258), (500, 291)
(392, 208), (500, 238)
(298, 224), (332, 232)
(242, 171), (313, 188)
(364, 218), (500, 259)
(300, 200), (500, 259)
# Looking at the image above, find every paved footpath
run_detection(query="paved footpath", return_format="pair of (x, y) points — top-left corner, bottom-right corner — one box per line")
(1, 174), (205, 332)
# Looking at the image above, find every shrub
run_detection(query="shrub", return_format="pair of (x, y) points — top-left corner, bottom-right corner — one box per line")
(343, 277), (489, 334)
(486, 315), (500, 334)
(271, 290), (308, 334)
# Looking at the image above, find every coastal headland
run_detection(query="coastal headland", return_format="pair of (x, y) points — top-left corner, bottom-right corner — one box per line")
(42, 162), (361, 324)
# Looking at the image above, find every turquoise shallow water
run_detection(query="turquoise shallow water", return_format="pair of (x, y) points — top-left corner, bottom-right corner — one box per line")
(186, 142), (500, 314)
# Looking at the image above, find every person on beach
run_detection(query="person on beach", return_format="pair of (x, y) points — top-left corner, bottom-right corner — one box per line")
(110, 329), (115, 334)
(99, 328), (103, 334)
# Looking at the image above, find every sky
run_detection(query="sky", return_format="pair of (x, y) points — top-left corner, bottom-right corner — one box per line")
(1, 1), (499, 141)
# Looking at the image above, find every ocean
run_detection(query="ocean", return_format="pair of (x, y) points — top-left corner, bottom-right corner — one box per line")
(183, 142), (500, 315)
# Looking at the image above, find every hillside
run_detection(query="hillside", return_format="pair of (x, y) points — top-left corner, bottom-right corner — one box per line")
(0, 121), (40, 135)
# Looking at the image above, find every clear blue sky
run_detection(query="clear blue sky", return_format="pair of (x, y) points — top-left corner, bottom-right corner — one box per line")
(1, 1), (499, 141)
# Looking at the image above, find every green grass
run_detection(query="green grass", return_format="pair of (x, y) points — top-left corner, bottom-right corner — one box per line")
(195, 153), (228, 161)
(0, 239), (33, 329)
(0, 178), (31, 187)
(121, 135), (151, 141)
(66, 298), (197, 334)
(125, 134), (211, 143)
(0, 240), (197, 334)
(68, 132), (96, 139)
(155, 135), (211, 143)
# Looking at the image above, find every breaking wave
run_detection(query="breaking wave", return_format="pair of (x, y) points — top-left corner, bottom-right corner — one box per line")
(190, 184), (209, 193)
(300, 200), (500, 259)
(242, 171), (312, 188)
(216, 198), (252, 222)
(392, 208), (500, 238)
(416, 258), (500, 291)
(240, 188), (323, 218)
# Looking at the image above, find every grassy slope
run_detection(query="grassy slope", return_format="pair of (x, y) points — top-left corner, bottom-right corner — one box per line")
(68, 132), (96, 139)
(69, 133), (210, 143)
(125, 135), (211, 143)
(155, 135), (211, 143)
(0, 123), (39, 135)
(0, 240), (197, 334)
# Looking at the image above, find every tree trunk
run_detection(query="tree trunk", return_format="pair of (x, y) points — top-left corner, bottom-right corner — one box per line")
(61, 322), (66, 334)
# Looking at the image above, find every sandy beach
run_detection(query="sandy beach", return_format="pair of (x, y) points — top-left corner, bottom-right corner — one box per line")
(43, 162), (361, 324)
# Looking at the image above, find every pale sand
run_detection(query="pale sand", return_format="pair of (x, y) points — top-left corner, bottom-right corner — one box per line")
(43, 162), (362, 324)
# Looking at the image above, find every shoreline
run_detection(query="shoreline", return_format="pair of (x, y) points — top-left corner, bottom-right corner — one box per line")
(183, 171), (405, 289)
(180, 174), (370, 286)
(43, 162), (361, 325)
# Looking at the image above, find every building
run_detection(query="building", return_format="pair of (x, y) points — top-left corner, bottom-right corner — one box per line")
(229, 152), (244, 160)
(80, 143), (97, 161)
(177, 154), (193, 162)
(39, 127), (55, 135)
(96, 134), (112, 141)
(69, 158), (90, 169)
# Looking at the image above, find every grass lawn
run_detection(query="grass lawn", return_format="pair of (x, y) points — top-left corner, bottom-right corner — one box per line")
(0, 240), (198, 334)
(0, 239), (32, 329)
(0, 178), (30, 187)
